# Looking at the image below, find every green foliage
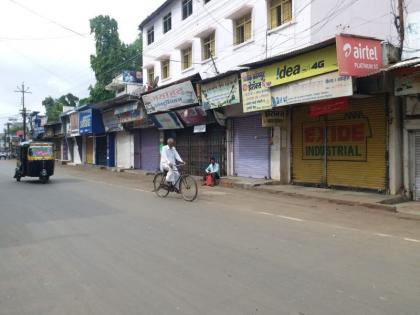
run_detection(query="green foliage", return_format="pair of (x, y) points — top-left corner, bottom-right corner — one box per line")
(87, 15), (143, 103)
(42, 93), (79, 122)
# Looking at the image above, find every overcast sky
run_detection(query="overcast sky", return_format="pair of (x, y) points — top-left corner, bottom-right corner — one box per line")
(0, 0), (165, 130)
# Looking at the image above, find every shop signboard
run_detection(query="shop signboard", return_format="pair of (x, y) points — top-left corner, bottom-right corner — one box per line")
(241, 69), (272, 113)
(395, 72), (420, 96)
(265, 45), (338, 87)
(114, 102), (145, 124)
(262, 109), (288, 127)
(194, 125), (206, 133)
(79, 109), (92, 135)
(271, 71), (353, 107)
(308, 98), (349, 117)
(201, 74), (240, 109)
(302, 115), (372, 161)
(336, 35), (382, 77)
(70, 112), (79, 136)
(150, 112), (184, 130)
(176, 106), (207, 126)
(142, 81), (199, 114)
(102, 110), (123, 132)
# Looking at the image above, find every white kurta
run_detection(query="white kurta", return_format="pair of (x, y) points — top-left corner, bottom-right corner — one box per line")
(160, 145), (183, 183)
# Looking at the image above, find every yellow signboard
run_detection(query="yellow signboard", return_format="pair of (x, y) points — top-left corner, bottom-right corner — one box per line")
(264, 45), (338, 87)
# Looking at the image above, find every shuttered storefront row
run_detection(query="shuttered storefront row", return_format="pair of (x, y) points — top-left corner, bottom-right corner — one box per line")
(292, 95), (387, 191)
(233, 115), (270, 179)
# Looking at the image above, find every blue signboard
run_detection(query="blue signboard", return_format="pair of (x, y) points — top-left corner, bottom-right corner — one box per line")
(79, 109), (92, 134)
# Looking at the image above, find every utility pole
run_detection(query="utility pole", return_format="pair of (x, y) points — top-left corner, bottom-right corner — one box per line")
(14, 82), (31, 141)
(395, 0), (405, 59)
(6, 122), (11, 152)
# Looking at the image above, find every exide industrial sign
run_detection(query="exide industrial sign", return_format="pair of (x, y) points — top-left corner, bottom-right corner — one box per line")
(336, 35), (382, 77)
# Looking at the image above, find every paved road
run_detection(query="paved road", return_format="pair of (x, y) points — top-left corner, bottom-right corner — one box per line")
(0, 160), (419, 315)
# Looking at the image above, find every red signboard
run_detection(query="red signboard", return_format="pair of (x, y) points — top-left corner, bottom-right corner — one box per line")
(336, 35), (382, 77)
(308, 97), (349, 117)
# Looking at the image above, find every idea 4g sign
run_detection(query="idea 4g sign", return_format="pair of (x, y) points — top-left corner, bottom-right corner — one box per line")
(336, 35), (382, 77)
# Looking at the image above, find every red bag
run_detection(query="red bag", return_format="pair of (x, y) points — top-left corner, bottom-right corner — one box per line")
(205, 174), (214, 186)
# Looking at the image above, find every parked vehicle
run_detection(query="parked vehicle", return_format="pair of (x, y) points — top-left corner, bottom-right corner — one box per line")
(0, 151), (7, 160)
(14, 141), (55, 183)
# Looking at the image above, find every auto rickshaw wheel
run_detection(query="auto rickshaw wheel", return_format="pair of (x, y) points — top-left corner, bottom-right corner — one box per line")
(40, 176), (49, 184)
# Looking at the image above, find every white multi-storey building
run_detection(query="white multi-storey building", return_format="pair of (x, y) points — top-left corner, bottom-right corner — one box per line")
(140, 0), (399, 86)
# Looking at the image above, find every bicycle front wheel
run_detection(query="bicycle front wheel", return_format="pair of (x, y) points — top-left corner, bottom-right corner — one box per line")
(180, 175), (198, 202)
(153, 173), (169, 198)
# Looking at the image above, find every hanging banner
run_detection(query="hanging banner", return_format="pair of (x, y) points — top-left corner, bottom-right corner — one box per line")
(150, 112), (184, 130)
(308, 97), (349, 117)
(265, 45), (338, 87)
(262, 109), (288, 127)
(336, 35), (382, 77)
(241, 70), (272, 113)
(142, 81), (199, 114)
(201, 74), (240, 109)
(271, 71), (353, 107)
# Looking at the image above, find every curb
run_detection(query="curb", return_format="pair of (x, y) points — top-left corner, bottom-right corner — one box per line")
(220, 181), (397, 212)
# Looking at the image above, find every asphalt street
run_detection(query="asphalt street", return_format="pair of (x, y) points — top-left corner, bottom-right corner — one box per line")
(0, 160), (419, 315)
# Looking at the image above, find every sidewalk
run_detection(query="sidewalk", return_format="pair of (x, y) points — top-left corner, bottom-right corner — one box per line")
(219, 176), (409, 213)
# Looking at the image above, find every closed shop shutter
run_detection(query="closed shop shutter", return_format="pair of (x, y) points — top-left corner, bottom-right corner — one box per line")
(414, 132), (420, 200)
(174, 125), (226, 176)
(134, 131), (141, 169)
(292, 95), (386, 191)
(233, 115), (270, 178)
(141, 129), (160, 171)
(86, 137), (94, 164)
(95, 136), (107, 166)
(116, 131), (132, 168)
(62, 139), (68, 160)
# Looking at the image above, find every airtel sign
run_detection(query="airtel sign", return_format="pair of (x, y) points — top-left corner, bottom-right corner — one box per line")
(336, 35), (382, 77)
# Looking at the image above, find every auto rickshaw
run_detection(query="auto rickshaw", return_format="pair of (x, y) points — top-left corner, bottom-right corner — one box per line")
(14, 141), (55, 183)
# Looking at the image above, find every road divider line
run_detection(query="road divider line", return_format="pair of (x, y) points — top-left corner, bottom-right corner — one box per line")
(374, 233), (392, 238)
(259, 212), (275, 216)
(276, 215), (304, 222)
(403, 238), (420, 243)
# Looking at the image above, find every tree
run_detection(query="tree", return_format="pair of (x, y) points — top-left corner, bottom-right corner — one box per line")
(86, 15), (143, 103)
(42, 93), (79, 122)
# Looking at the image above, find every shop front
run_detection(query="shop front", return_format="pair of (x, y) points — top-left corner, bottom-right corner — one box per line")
(396, 65), (420, 199)
(79, 108), (104, 165)
(69, 112), (81, 164)
(291, 96), (387, 191)
(102, 109), (123, 168)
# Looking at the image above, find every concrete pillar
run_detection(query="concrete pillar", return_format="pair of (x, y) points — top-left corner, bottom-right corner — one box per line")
(388, 96), (403, 195)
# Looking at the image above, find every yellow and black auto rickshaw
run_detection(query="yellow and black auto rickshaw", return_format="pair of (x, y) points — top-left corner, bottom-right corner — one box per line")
(14, 141), (55, 183)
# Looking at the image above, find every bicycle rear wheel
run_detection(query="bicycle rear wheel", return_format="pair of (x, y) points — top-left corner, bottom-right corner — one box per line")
(153, 173), (169, 198)
(180, 175), (198, 202)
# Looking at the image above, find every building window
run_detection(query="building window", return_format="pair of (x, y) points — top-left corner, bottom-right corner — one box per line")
(234, 13), (252, 45)
(181, 46), (192, 70)
(147, 67), (155, 84)
(147, 27), (154, 45)
(182, 0), (193, 20)
(161, 60), (170, 79)
(202, 32), (215, 60)
(163, 12), (172, 33)
(269, 0), (292, 29)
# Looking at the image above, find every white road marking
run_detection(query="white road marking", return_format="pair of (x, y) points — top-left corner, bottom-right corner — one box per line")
(374, 233), (392, 238)
(404, 238), (420, 243)
(276, 215), (304, 222)
(259, 211), (275, 216)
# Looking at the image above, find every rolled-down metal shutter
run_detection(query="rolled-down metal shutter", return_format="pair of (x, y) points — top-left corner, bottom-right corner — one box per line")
(140, 128), (160, 172)
(86, 137), (94, 164)
(233, 115), (270, 178)
(95, 136), (107, 166)
(414, 132), (420, 200)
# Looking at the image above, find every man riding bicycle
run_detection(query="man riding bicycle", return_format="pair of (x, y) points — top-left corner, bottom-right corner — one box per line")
(160, 138), (184, 189)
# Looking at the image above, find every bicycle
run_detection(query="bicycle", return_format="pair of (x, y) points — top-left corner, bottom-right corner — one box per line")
(153, 164), (198, 202)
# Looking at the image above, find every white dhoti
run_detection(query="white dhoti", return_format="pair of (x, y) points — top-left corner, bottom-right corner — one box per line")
(161, 163), (180, 184)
